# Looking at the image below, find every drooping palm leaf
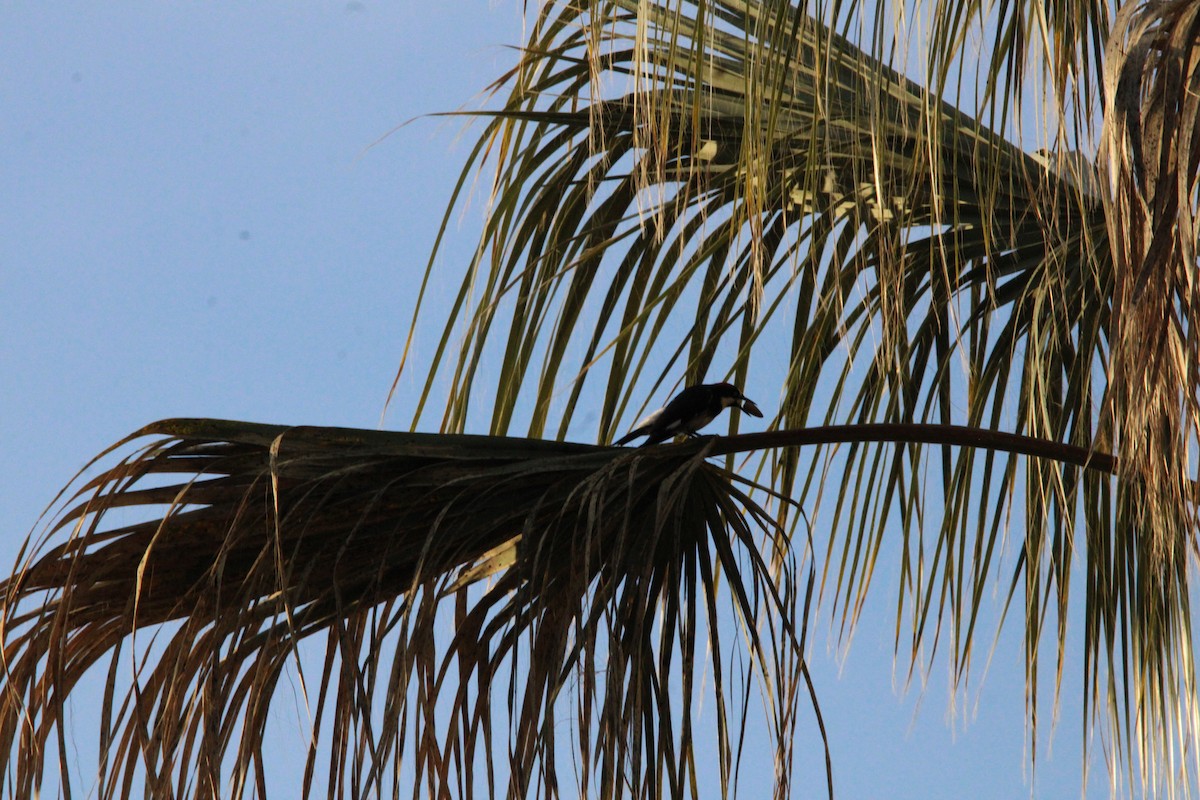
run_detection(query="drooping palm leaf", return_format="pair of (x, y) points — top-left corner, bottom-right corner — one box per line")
(1098, 1), (1200, 786)
(0, 419), (811, 798)
(397, 0), (1198, 790)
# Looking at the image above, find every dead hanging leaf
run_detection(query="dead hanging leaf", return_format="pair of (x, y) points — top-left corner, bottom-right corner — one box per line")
(1101, 0), (1200, 573)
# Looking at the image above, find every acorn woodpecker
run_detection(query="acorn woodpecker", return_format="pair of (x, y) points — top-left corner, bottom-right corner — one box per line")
(614, 382), (763, 446)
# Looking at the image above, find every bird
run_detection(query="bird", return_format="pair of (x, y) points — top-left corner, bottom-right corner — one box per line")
(614, 382), (763, 446)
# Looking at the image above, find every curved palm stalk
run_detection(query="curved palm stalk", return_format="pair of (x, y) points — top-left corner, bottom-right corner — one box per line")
(0, 419), (811, 799)
(397, 0), (1196, 790)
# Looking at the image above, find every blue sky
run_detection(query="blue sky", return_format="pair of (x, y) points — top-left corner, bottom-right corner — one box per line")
(3, 4), (1105, 797)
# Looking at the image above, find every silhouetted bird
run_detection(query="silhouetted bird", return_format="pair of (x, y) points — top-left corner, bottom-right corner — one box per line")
(614, 382), (763, 446)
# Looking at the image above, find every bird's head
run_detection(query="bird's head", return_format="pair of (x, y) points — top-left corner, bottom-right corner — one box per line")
(712, 382), (763, 417)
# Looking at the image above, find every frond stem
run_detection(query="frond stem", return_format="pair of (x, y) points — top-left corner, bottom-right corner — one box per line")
(680, 424), (1118, 475)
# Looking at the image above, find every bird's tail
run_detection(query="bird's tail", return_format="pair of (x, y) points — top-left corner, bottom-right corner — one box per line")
(613, 427), (647, 446)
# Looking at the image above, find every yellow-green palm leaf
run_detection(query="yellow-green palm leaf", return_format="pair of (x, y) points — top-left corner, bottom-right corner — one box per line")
(401, 0), (1198, 791)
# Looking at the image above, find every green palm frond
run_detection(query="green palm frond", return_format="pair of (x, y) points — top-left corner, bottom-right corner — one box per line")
(0, 419), (811, 798)
(396, 0), (1197, 790)
(405, 0), (1108, 463)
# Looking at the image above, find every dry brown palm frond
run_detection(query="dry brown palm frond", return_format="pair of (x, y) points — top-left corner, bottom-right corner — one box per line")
(1098, 2), (1200, 789)
(1102, 0), (1200, 528)
(0, 418), (814, 799)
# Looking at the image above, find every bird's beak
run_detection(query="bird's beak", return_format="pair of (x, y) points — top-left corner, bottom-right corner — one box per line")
(740, 398), (763, 418)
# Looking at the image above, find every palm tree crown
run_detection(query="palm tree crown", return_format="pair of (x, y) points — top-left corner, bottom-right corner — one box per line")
(4, 0), (1200, 797)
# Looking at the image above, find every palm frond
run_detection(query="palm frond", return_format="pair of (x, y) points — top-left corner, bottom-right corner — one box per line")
(0, 419), (811, 798)
(1098, 2), (1200, 788)
(395, 0), (1197, 790)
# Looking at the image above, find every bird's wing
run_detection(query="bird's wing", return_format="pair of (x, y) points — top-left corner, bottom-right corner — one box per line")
(614, 406), (665, 445)
(632, 407), (664, 430)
